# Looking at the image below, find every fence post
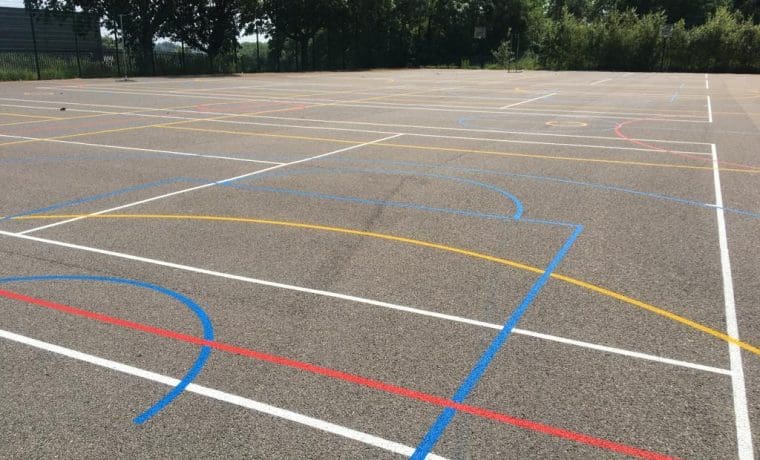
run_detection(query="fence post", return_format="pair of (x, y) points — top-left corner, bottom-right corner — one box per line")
(73, 23), (82, 78)
(114, 30), (122, 76)
(28, 12), (41, 80)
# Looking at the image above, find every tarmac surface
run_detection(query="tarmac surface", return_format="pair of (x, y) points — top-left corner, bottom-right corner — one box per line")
(0, 69), (758, 459)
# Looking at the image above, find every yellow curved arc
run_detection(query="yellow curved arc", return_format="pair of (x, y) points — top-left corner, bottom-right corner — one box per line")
(14, 213), (760, 357)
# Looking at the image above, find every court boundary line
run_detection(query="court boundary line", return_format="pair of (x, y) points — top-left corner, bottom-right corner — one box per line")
(0, 97), (714, 147)
(0, 328), (444, 459)
(33, 86), (710, 123)
(711, 143), (753, 459)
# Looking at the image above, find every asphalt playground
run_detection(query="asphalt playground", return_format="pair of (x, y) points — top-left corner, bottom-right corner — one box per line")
(0, 69), (758, 459)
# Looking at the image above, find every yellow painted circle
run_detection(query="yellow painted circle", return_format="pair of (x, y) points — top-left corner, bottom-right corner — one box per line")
(546, 120), (588, 128)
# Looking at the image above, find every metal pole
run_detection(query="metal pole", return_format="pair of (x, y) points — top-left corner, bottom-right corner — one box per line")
(255, 24), (260, 71)
(114, 30), (122, 76)
(29, 12), (41, 80)
(73, 22), (82, 78)
(119, 14), (128, 80)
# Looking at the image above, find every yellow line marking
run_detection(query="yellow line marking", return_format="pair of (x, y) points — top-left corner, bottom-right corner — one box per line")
(161, 124), (361, 144)
(0, 101), (309, 149)
(157, 124), (759, 174)
(0, 112), (118, 128)
(13, 213), (760, 357)
(546, 121), (588, 128)
(0, 111), (62, 120)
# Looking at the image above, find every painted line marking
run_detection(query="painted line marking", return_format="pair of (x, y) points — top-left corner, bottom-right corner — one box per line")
(707, 96), (713, 123)
(590, 78), (613, 86)
(711, 143), (753, 459)
(499, 93), (557, 109)
(0, 97), (715, 147)
(411, 225), (582, 458)
(34, 86), (707, 122)
(0, 292), (670, 459)
(0, 109), (709, 156)
(4, 214), (759, 359)
(138, 124), (742, 173)
(0, 275), (214, 423)
(0, 133), (286, 166)
(0, 329), (444, 459)
(14, 133), (403, 235)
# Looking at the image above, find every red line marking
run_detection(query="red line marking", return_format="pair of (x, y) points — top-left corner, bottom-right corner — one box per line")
(0, 287), (675, 460)
(614, 119), (760, 171)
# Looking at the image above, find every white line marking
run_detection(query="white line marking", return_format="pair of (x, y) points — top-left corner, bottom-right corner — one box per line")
(711, 143), (754, 459)
(0, 133), (285, 165)
(705, 79), (710, 90)
(0, 329), (445, 459)
(34, 86), (709, 123)
(707, 95), (713, 123)
(0, 119), (710, 157)
(0, 229), (730, 376)
(0, 97), (714, 146)
(15, 133), (403, 235)
(589, 78), (613, 86)
(499, 93), (557, 109)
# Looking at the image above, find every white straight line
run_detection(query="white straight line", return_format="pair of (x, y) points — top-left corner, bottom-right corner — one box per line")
(706, 79), (710, 90)
(0, 229), (730, 376)
(0, 118), (710, 157)
(0, 329), (445, 459)
(35, 86), (708, 123)
(15, 133), (403, 235)
(711, 143), (754, 459)
(707, 96), (713, 123)
(499, 92), (557, 110)
(0, 97), (714, 146)
(0, 133), (285, 165)
(589, 78), (613, 86)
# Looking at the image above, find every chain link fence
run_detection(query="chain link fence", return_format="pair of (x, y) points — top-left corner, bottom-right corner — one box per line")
(0, 7), (268, 80)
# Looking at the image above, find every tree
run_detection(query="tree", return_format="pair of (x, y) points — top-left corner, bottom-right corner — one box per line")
(26, 0), (173, 74)
(165, 0), (244, 70)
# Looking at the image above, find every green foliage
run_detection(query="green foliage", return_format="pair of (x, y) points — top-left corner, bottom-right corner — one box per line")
(491, 39), (515, 69)
(538, 6), (760, 72)
(12, 0), (760, 79)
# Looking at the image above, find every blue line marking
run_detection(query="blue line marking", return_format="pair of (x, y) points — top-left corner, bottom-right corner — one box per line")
(221, 183), (516, 222)
(233, 166), (525, 220)
(0, 275), (214, 424)
(0, 177), (205, 222)
(324, 157), (760, 220)
(410, 224), (583, 459)
(670, 83), (685, 103)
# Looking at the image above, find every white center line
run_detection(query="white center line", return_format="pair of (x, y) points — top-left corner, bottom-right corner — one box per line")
(15, 133), (403, 236)
(0, 329), (446, 459)
(711, 143), (754, 459)
(499, 92), (557, 110)
(707, 95), (713, 123)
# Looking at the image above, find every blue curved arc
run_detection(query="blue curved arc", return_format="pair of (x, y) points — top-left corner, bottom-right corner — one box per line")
(323, 157), (760, 220)
(233, 166), (525, 220)
(0, 275), (214, 424)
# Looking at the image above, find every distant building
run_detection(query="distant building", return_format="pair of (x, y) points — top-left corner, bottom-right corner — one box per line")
(0, 6), (101, 55)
